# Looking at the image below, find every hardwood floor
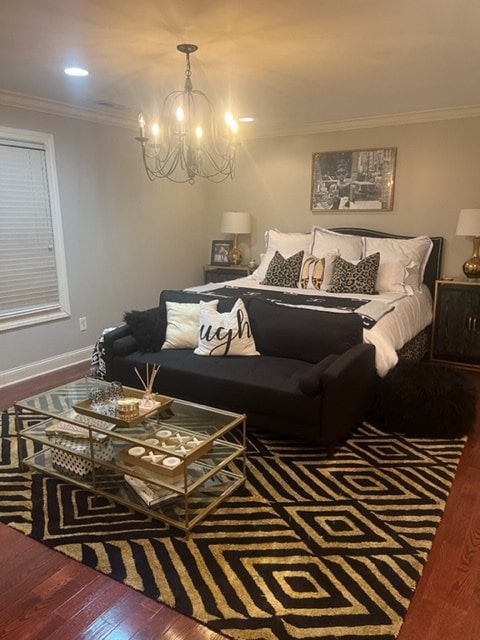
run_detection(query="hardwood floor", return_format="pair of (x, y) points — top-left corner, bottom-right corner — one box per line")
(1, 366), (479, 639)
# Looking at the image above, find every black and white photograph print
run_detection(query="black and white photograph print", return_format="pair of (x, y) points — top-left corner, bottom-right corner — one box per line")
(210, 240), (233, 265)
(311, 147), (397, 212)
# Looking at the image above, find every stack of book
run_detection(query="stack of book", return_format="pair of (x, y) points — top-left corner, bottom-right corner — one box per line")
(124, 474), (180, 507)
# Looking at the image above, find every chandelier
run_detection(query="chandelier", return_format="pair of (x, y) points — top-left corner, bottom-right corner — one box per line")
(136, 44), (238, 184)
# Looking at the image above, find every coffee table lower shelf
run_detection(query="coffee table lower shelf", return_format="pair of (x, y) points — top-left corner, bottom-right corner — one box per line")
(23, 448), (245, 534)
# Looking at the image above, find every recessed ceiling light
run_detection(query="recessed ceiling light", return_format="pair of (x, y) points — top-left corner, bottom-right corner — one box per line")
(239, 117), (254, 122)
(64, 67), (89, 77)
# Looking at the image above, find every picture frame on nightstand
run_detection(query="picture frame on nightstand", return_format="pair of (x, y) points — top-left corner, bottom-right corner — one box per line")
(210, 240), (233, 266)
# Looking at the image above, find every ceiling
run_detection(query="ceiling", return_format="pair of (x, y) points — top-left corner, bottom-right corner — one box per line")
(2, 0), (480, 137)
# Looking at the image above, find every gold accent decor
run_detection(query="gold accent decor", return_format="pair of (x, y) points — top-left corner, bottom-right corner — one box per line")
(73, 387), (173, 428)
(228, 245), (242, 265)
(463, 236), (480, 279)
(456, 208), (480, 278)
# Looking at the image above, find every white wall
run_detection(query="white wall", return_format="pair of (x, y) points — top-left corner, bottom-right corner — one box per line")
(0, 105), (209, 377)
(2, 106), (480, 382)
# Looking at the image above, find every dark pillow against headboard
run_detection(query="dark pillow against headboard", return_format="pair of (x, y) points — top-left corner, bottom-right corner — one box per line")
(330, 228), (443, 296)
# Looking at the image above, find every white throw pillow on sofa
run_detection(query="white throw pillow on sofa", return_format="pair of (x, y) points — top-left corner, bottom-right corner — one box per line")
(162, 300), (218, 349)
(194, 298), (259, 356)
(252, 229), (311, 281)
(309, 227), (363, 262)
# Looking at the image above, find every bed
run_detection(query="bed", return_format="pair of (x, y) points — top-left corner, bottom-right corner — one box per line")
(189, 227), (443, 377)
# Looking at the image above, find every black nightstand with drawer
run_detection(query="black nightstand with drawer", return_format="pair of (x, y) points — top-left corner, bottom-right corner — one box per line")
(203, 264), (252, 284)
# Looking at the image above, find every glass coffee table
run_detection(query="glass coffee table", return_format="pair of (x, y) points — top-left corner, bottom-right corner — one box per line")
(15, 377), (246, 535)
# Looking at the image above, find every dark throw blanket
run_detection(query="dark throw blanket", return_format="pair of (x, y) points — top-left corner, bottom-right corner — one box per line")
(202, 285), (394, 329)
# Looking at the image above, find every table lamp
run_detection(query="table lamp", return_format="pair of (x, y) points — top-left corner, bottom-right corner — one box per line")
(220, 211), (251, 265)
(456, 208), (480, 278)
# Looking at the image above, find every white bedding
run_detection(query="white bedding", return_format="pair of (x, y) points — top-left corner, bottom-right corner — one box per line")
(187, 275), (433, 377)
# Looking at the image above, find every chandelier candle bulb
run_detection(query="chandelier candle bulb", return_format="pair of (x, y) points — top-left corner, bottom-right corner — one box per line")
(138, 113), (145, 138)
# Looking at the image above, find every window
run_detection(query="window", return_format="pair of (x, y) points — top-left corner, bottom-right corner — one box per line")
(0, 126), (70, 331)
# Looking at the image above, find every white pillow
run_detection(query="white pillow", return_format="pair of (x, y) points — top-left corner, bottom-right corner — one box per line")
(252, 229), (311, 281)
(309, 227), (363, 262)
(194, 298), (259, 357)
(162, 300), (218, 349)
(299, 251), (339, 290)
(364, 235), (433, 293)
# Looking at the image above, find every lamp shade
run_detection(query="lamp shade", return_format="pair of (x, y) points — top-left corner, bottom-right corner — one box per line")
(221, 211), (251, 235)
(456, 209), (480, 236)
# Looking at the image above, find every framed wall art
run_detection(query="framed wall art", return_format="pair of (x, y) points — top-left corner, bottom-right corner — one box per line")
(311, 147), (397, 212)
(210, 240), (233, 265)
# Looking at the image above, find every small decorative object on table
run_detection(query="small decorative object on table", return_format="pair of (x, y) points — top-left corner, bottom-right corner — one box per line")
(210, 239), (233, 265)
(135, 364), (161, 408)
(116, 397), (140, 420)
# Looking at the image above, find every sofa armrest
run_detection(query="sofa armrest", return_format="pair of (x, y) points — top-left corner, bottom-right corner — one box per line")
(298, 354), (338, 396)
(318, 343), (376, 448)
(102, 324), (135, 381)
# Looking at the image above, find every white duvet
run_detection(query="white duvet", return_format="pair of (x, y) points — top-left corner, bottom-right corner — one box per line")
(187, 275), (433, 377)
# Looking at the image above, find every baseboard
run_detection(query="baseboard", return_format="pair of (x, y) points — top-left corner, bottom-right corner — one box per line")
(0, 346), (94, 388)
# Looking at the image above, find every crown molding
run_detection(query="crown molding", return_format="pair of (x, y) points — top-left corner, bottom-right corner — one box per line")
(0, 90), (135, 129)
(1, 89), (480, 139)
(243, 104), (480, 140)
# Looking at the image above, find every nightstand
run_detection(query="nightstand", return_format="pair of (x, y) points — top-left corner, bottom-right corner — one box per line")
(203, 264), (252, 284)
(431, 278), (480, 369)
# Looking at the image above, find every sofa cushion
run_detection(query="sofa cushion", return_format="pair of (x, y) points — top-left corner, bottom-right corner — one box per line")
(162, 300), (218, 350)
(246, 298), (363, 363)
(194, 298), (259, 356)
(112, 349), (321, 426)
(123, 307), (164, 352)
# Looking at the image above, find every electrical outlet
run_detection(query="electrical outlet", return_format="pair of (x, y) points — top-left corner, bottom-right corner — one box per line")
(79, 316), (87, 331)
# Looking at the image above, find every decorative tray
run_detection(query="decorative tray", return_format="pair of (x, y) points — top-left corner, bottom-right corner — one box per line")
(73, 386), (173, 428)
(119, 426), (212, 477)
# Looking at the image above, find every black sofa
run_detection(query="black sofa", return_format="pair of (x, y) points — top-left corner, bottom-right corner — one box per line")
(103, 289), (376, 448)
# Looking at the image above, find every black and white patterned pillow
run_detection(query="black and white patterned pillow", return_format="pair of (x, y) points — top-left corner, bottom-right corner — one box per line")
(261, 250), (304, 288)
(329, 252), (380, 295)
(194, 298), (259, 356)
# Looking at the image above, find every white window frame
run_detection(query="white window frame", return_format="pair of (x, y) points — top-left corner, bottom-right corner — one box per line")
(0, 126), (70, 331)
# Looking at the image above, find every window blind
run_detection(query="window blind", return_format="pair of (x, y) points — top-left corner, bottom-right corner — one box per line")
(0, 129), (70, 330)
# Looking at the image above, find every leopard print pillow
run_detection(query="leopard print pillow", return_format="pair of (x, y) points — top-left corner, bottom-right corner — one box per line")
(262, 250), (304, 288)
(329, 252), (380, 295)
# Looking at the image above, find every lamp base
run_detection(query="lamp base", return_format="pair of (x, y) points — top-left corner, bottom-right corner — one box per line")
(228, 246), (242, 265)
(463, 236), (480, 278)
(463, 256), (480, 279)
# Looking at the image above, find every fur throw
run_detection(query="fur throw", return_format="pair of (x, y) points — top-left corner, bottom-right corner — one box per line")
(368, 361), (477, 438)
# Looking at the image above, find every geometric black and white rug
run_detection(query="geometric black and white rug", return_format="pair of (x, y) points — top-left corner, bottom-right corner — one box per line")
(0, 410), (465, 640)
